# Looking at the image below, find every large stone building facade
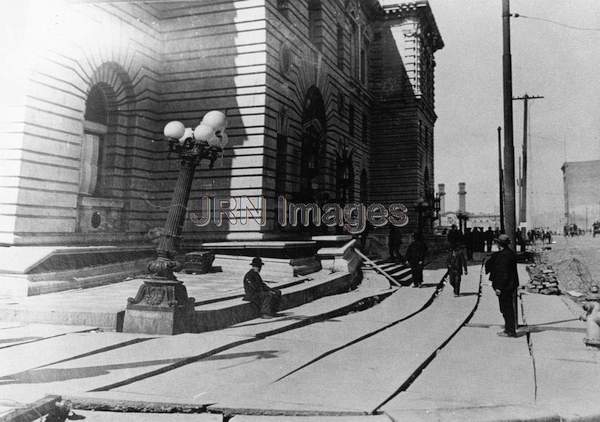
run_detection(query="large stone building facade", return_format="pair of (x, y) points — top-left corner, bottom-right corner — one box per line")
(562, 160), (600, 229)
(0, 0), (442, 246)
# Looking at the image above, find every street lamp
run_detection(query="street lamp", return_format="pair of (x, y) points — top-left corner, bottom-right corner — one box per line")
(433, 194), (441, 225)
(122, 111), (229, 335)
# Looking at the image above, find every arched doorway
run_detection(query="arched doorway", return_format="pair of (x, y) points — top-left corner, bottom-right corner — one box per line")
(299, 86), (327, 203)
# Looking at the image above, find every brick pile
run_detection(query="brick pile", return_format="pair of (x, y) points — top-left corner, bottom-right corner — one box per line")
(525, 264), (561, 295)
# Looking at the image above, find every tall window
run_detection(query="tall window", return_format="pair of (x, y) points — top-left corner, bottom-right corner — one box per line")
(308, 0), (323, 51)
(349, 103), (355, 136)
(362, 112), (369, 143)
(351, 21), (359, 79)
(336, 24), (344, 70)
(360, 38), (369, 84)
(80, 85), (108, 196)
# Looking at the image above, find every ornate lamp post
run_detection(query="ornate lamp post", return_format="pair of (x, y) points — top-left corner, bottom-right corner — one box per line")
(122, 111), (228, 335)
(433, 194), (441, 226)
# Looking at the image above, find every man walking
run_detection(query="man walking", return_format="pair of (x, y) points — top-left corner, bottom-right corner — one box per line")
(447, 244), (468, 296)
(243, 257), (281, 318)
(485, 234), (519, 337)
(464, 227), (474, 260)
(405, 232), (428, 288)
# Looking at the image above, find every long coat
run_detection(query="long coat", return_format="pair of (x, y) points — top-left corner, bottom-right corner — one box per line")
(485, 247), (519, 291)
(243, 270), (271, 301)
(405, 240), (428, 266)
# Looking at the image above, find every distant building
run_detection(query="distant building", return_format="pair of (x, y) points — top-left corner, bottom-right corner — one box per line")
(468, 213), (501, 230)
(562, 160), (600, 229)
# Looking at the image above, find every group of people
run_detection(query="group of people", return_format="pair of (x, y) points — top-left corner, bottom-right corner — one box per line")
(448, 225), (497, 259)
(527, 228), (553, 244)
(243, 224), (520, 337)
(446, 225), (519, 336)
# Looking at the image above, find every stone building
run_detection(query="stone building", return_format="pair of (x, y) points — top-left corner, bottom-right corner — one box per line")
(0, 0), (443, 247)
(562, 160), (600, 229)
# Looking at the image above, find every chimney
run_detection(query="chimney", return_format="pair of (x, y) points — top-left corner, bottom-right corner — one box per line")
(438, 183), (446, 214)
(458, 182), (467, 213)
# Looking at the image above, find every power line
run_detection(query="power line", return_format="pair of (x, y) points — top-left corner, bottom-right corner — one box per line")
(512, 13), (600, 32)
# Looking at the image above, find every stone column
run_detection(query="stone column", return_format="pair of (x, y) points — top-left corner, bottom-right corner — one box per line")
(438, 183), (446, 215)
(458, 182), (467, 214)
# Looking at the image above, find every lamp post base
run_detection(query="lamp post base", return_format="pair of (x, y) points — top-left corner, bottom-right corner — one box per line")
(122, 278), (195, 335)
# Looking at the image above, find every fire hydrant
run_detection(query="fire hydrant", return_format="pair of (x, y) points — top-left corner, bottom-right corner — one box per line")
(580, 301), (600, 348)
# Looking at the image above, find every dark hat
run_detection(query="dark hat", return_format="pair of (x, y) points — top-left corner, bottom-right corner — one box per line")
(494, 234), (510, 245)
(250, 257), (264, 267)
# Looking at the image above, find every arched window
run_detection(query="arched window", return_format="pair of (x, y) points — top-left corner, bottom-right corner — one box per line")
(308, 0), (323, 51)
(80, 85), (109, 196)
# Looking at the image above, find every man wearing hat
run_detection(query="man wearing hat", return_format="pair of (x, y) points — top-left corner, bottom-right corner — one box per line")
(405, 232), (428, 288)
(485, 234), (519, 337)
(243, 257), (281, 318)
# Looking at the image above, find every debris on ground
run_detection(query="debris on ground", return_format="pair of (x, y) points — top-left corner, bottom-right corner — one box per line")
(525, 264), (561, 295)
(534, 237), (600, 302)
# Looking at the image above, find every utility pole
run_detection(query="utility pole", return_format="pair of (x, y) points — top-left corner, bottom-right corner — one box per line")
(498, 126), (505, 233)
(502, 0), (516, 250)
(513, 94), (544, 226)
(518, 155), (522, 224)
(586, 206), (589, 234)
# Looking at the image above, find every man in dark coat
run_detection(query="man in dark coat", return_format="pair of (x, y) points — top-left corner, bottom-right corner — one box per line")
(447, 244), (468, 296)
(243, 257), (281, 318)
(485, 234), (519, 337)
(447, 224), (462, 247)
(405, 232), (428, 288)
(464, 227), (474, 260)
(485, 227), (494, 252)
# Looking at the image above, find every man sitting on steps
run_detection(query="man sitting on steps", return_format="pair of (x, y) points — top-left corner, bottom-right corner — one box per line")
(243, 257), (282, 319)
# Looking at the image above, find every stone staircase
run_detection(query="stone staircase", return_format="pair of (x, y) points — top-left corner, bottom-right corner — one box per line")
(361, 258), (413, 288)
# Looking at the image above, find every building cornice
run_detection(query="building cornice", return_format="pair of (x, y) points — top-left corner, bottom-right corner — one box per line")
(379, 0), (444, 51)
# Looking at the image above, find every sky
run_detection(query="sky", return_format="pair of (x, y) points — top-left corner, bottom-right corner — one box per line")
(429, 0), (600, 223)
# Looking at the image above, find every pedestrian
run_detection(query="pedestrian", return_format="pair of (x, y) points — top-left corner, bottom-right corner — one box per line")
(447, 224), (462, 248)
(484, 234), (519, 337)
(388, 224), (403, 262)
(446, 244), (468, 297)
(478, 227), (486, 252)
(405, 232), (428, 288)
(243, 257), (282, 318)
(485, 227), (494, 253)
(464, 227), (474, 260)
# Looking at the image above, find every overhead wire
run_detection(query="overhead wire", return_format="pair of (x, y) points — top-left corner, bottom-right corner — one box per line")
(513, 13), (600, 32)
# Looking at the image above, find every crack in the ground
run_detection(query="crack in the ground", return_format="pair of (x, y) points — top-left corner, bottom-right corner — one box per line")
(370, 261), (485, 413)
(520, 294), (538, 402)
(273, 271), (449, 383)
(0, 328), (99, 351)
(89, 289), (396, 393)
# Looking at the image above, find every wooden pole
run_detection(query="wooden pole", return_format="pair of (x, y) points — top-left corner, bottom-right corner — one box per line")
(502, 0), (516, 250)
(498, 126), (505, 233)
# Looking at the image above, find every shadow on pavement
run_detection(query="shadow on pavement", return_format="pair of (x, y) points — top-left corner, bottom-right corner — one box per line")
(0, 336), (42, 345)
(0, 350), (281, 385)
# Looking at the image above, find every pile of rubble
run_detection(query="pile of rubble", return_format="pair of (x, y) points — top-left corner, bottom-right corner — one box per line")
(525, 264), (561, 295)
